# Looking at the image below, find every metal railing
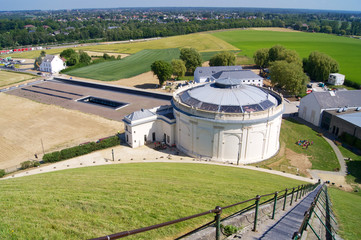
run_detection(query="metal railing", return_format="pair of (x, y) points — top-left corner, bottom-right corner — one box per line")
(90, 182), (319, 240)
(293, 184), (338, 240)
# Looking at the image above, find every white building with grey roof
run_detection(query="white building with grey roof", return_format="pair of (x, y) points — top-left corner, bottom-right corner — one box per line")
(124, 78), (284, 164)
(39, 55), (66, 73)
(194, 66), (263, 86)
(298, 90), (361, 127)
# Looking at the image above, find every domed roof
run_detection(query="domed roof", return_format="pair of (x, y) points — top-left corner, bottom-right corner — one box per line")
(178, 79), (279, 113)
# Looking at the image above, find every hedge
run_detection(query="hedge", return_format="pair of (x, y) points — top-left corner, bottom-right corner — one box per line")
(344, 79), (361, 90)
(42, 135), (121, 163)
(0, 169), (5, 178)
(21, 161), (41, 170)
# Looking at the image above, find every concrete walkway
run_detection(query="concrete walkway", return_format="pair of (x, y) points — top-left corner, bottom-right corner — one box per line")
(0, 144), (316, 184)
(236, 184), (322, 240)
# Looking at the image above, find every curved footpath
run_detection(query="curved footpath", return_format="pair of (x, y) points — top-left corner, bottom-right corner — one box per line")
(1, 143), (316, 184)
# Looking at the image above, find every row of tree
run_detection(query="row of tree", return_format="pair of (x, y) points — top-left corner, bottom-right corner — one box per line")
(151, 49), (237, 86)
(254, 45), (339, 94)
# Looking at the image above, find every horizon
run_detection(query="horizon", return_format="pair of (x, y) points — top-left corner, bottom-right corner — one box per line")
(2, 0), (361, 12)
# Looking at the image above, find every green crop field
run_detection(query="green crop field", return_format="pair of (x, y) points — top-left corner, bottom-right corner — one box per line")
(329, 188), (361, 240)
(212, 29), (361, 84)
(0, 163), (306, 240)
(67, 48), (180, 81)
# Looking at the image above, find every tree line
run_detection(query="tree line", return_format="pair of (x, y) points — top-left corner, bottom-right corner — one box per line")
(1, 8), (361, 49)
(254, 45), (339, 95)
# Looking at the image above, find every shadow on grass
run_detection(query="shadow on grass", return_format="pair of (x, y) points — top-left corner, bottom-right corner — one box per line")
(347, 160), (361, 184)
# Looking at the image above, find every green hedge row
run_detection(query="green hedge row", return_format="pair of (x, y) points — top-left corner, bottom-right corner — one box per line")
(42, 135), (121, 163)
(0, 169), (5, 178)
(344, 79), (361, 90)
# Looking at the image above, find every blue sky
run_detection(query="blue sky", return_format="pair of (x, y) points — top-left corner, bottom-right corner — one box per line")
(2, 0), (361, 12)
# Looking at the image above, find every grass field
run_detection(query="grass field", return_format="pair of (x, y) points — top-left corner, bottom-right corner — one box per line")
(329, 187), (361, 240)
(252, 119), (339, 173)
(0, 71), (36, 87)
(8, 33), (238, 59)
(67, 48), (180, 81)
(0, 162), (306, 240)
(66, 49), (231, 81)
(212, 30), (361, 84)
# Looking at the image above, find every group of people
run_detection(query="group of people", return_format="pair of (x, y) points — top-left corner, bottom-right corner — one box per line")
(296, 139), (313, 149)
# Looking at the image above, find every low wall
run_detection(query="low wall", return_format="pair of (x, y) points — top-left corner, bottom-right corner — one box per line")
(52, 77), (173, 100)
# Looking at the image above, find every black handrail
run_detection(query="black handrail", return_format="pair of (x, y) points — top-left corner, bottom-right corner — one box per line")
(90, 183), (318, 240)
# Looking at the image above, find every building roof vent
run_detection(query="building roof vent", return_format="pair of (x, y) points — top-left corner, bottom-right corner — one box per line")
(356, 107), (361, 111)
(337, 108), (343, 113)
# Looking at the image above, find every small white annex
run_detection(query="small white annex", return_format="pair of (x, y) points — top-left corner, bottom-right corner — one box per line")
(123, 106), (176, 148)
(124, 78), (284, 164)
(39, 55), (66, 73)
(298, 90), (361, 127)
(194, 66), (264, 86)
(328, 73), (345, 86)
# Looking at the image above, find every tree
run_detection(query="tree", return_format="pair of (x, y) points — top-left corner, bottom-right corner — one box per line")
(79, 50), (91, 65)
(103, 53), (111, 60)
(66, 52), (80, 66)
(171, 59), (186, 79)
(253, 48), (269, 68)
(180, 48), (202, 74)
(269, 60), (309, 95)
(268, 45), (286, 62)
(278, 49), (302, 66)
(40, 50), (46, 57)
(60, 48), (76, 59)
(34, 56), (42, 70)
(151, 60), (173, 86)
(303, 51), (339, 81)
(209, 52), (236, 66)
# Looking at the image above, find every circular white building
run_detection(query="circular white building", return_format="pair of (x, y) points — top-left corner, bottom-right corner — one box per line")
(171, 79), (284, 164)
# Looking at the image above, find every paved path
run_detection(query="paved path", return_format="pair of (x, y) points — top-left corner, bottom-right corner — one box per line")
(0, 144), (316, 184)
(237, 184), (322, 240)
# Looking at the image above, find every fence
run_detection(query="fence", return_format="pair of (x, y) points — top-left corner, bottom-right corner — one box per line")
(90, 182), (320, 240)
(293, 184), (339, 240)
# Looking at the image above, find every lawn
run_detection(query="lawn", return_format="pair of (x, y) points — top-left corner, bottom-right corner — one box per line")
(67, 48), (180, 81)
(212, 30), (361, 84)
(0, 163), (307, 240)
(0, 70), (36, 87)
(281, 119), (339, 171)
(252, 119), (339, 173)
(329, 187), (361, 240)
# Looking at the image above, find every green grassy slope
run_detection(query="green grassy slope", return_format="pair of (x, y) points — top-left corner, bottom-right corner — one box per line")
(67, 48), (180, 81)
(212, 30), (361, 84)
(0, 163), (306, 239)
(329, 188), (361, 240)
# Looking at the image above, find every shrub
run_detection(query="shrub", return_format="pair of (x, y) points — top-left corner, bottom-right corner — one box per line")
(221, 224), (240, 236)
(0, 169), (5, 178)
(42, 135), (121, 163)
(20, 161), (41, 170)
